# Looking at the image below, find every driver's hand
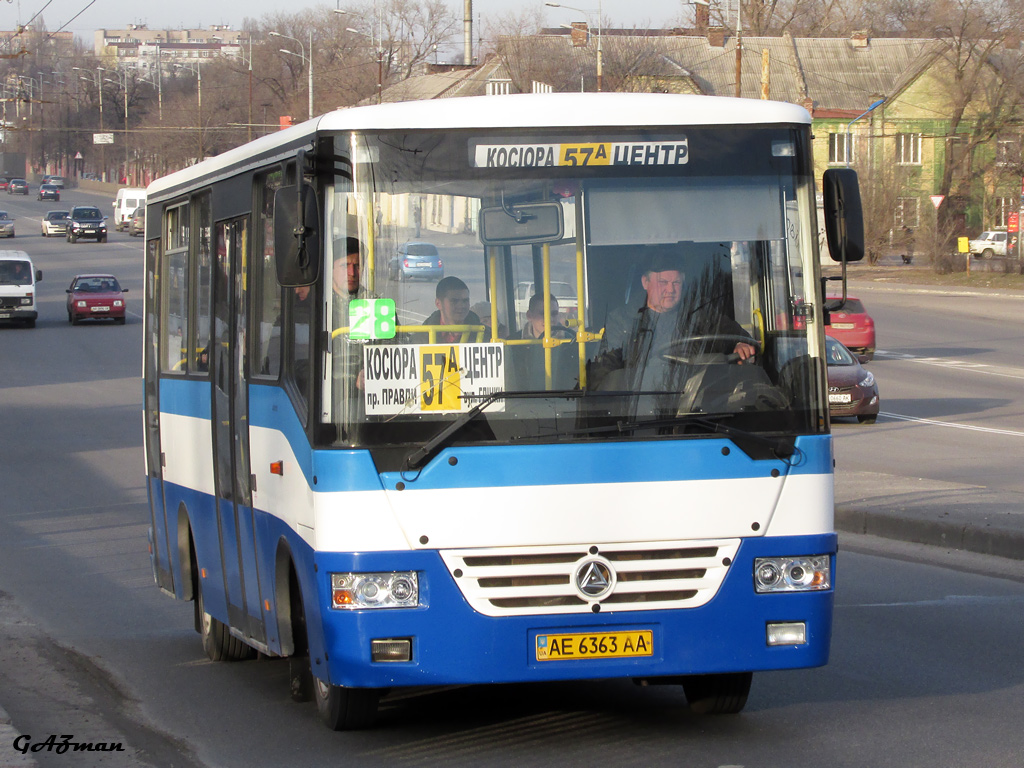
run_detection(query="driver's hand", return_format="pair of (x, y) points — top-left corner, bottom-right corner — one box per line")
(733, 342), (756, 362)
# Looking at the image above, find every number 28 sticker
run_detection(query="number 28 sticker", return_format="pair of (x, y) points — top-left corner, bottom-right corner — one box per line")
(348, 298), (396, 340)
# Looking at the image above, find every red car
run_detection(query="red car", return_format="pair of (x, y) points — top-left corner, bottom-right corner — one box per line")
(825, 295), (875, 360)
(66, 274), (128, 325)
(825, 336), (879, 424)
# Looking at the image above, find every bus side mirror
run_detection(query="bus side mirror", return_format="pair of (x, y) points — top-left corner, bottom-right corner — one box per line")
(274, 183), (322, 287)
(822, 168), (864, 263)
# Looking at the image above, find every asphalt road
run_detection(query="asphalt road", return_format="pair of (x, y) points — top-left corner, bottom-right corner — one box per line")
(3, 226), (1024, 766)
(832, 281), (1024, 555)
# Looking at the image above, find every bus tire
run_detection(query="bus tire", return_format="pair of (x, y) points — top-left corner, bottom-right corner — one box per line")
(314, 676), (379, 731)
(682, 672), (752, 715)
(196, 570), (255, 662)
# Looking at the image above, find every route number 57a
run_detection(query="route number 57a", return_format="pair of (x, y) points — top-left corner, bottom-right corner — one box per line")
(561, 143), (610, 167)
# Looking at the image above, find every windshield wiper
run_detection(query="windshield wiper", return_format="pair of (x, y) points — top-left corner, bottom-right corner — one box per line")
(533, 412), (795, 459)
(403, 389), (583, 471)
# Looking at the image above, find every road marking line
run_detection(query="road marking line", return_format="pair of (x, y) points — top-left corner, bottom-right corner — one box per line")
(875, 350), (1024, 380)
(879, 411), (1024, 437)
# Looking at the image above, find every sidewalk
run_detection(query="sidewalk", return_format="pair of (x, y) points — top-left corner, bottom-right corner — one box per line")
(0, 706), (35, 768)
(835, 471), (1024, 560)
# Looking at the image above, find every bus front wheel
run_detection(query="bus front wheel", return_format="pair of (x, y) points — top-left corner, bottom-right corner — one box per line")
(314, 677), (379, 731)
(682, 672), (752, 715)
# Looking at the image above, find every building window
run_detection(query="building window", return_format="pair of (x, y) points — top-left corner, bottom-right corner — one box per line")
(947, 135), (970, 177)
(895, 197), (920, 229)
(828, 132), (853, 165)
(996, 138), (1020, 167)
(896, 133), (922, 165)
(994, 197), (1016, 228)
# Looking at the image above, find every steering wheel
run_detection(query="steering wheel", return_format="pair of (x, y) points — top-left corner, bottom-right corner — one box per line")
(654, 334), (760, 365)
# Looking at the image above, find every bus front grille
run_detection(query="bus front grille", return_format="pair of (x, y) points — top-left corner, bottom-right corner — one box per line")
(440, 539), (740, 617)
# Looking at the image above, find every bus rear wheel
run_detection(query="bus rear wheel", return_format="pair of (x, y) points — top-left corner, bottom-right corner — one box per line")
(682, 672), (752, 714)
(195, 570), (255, 662)
(314, 676), (379, 731)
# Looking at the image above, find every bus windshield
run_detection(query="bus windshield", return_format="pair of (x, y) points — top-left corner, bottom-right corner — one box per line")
(320, 126), (823, 461)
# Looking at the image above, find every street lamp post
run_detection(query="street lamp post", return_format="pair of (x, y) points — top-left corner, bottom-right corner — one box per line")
(346, 27), (385, 104)
(104, 70), (130, 184)
(213, 34), (253, 142)
(174, 62), (203, 159)
(545, 1), (602, 91)
(270, 30), (313, 120)
(73, 66), (106, 180)
(846, 97), (885, 169)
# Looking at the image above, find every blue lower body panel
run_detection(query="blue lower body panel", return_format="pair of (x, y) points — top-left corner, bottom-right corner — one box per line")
(314, 533), (835, 688)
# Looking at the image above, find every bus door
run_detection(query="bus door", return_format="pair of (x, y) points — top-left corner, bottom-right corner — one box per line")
(144, 238), (174, 594)
(211, 216), (266, 644)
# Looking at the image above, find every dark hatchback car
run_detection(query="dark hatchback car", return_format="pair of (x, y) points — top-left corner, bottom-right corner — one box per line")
(7, 179), (28, 195)
(66, 274), (127, 325)
(66, 206), (108, 243)
(128, 206), (145, 236)
(389, 242), (444, 281)
(825, 336), (879, 424)
(37, 183), (60, 201)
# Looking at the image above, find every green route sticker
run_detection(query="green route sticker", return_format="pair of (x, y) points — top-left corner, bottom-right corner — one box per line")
(349, 298), (396, 340)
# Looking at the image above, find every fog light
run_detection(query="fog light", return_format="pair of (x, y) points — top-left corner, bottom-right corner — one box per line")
(767, 622), (807, 646)
(372, 638), (412, 662)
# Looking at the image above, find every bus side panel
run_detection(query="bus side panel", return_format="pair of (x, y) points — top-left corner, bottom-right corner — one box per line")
(216, 496), (246, 614)
(310, 533), (835, 689)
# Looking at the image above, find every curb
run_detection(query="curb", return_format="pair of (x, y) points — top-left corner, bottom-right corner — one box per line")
(836, 506), (1024, 561)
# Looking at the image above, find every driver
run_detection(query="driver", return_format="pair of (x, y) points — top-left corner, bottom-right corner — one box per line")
(589, 251), (755, 395)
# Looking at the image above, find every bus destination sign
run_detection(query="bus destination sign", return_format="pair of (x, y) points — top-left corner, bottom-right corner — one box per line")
(474, 140), (689, 168)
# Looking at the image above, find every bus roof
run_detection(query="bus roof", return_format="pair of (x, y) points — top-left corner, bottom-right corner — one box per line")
(147, 93), (810, 199)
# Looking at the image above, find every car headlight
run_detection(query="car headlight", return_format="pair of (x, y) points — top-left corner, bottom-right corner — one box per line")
(113, 300), (123, 307)
(330, 572), (418, 609)
(76, 301), (86, 307)
(858, 371), (875, 387)
(19, 297), (31, 305)
(754, 556), (831, 593)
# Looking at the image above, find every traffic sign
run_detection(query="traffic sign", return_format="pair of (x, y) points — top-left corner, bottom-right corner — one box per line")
(930, 195), (945, 209)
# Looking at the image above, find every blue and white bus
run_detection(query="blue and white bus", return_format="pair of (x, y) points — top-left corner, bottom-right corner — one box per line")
(143, 92), (864, 730)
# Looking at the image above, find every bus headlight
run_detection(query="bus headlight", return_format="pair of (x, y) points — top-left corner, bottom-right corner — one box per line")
(754, 556), (830, 593)
(330, 572), (418, 609)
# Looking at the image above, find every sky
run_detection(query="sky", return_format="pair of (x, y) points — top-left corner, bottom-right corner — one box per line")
(5, 0), (700, 41)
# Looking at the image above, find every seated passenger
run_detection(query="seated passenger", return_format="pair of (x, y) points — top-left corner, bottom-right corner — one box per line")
(514, 294), (574, 341)
(471, 301), (508, 339)
(421, 276), (480, 343)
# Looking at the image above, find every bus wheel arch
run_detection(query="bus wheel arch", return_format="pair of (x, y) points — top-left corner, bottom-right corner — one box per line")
(187, 519), (255, 662)
(275, 542), (313, 702)
(176, 503), (196, 603)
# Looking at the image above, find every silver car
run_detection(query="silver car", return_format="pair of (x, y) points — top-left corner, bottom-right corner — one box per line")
(0, 211), (14, 238)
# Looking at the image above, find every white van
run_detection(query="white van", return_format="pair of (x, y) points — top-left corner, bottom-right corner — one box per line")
(112, 188), (146, 231)
(0, 250), (42, 328)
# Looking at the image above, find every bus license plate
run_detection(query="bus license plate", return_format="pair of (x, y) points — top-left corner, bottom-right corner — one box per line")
(536, 630), (653, 661)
